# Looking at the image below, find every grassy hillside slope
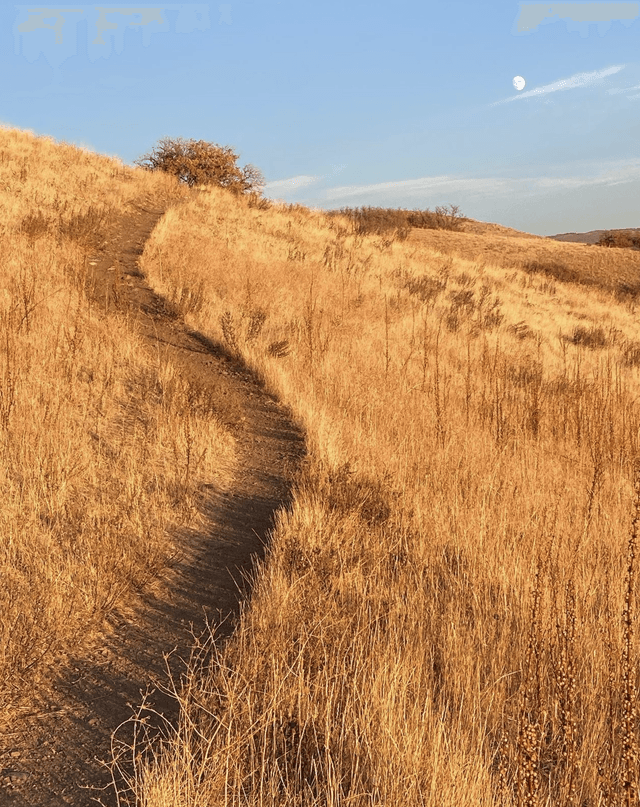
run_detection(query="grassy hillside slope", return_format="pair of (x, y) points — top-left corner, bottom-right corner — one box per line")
(409, 225), (640, 297)
(130, 185), (640, 805)
(0, 127), (235, 712)
(5, 125), (640, 804)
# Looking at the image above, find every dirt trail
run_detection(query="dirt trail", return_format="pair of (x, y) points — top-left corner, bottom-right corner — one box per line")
(1, 194), (307, 805)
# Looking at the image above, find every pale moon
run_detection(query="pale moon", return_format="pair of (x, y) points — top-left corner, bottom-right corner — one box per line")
(513, 75), (526, 91)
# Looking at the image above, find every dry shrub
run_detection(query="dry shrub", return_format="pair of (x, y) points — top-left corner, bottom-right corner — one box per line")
(433, 203), (465, 231)
(326, 204), (466, 239)
(402, 273), (446, 304)
(622, 339), (640, 368)
(597, 229), (640, 250)
(508, 321), (533, 340)
(20, 210), (49, 241)
(566, 325), (608, 349)
(521, 258), (586, 286)
(134, 136), (265, 195)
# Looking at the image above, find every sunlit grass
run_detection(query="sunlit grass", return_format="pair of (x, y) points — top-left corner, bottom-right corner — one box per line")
(0, 125), (236, 713)
(4, 122), (640, 804)
(120, 183), (640, 804)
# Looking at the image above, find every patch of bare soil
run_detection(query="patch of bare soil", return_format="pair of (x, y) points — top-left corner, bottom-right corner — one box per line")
(0, 192), (307, 805)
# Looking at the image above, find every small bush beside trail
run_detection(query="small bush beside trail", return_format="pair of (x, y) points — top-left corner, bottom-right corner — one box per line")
(135, 136), (266, 196)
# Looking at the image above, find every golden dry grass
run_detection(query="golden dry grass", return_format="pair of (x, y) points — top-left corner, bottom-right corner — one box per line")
(0, 126), (236, 710)
(122, 185), (640, 805)
(5, 124), (640, 805)
(409, 224), (640, 297)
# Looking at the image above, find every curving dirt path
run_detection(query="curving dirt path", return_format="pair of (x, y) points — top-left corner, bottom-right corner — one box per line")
(0, 193), (307, 805)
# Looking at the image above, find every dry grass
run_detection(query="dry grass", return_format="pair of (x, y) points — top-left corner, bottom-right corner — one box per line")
(0, 126), (236, 711)
(102, 183), (640, 805)
(409, 226), (640, 297)
(5, 124), (640, 804)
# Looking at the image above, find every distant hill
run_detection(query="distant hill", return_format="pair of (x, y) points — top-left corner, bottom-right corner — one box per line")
(547, 228), (640, 246)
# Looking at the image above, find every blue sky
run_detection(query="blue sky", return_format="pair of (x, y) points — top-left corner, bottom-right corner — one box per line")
(4, 1), (640, 235)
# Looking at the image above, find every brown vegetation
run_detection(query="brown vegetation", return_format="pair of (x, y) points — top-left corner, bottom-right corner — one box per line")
(4, 124), (640, 804)
(119, 182), (640, 804)
(326, 202), (466, 238)
(597, 229), (640, 250)
(134, 136), (265, 195)
(0, 125), (237, 714)
(409, 226), (640, 298)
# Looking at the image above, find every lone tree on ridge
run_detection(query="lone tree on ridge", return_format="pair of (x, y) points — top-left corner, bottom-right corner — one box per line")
(134, 136), (266, 195)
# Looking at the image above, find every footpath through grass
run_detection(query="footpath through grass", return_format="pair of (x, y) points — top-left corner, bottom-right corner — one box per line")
(125, 184), (640, 805)
(0, 127), (237, 716)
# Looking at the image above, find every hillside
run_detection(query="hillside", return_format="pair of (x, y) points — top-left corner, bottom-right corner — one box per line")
(128, 184), (640, 804)
(459, 216), (545, 239)
(0, 125), (197, 716)
(4, 125), (640, 805)
(548, 226), (640, 245)
(0, 126), (305, 806)
(409, 220), (640, 297)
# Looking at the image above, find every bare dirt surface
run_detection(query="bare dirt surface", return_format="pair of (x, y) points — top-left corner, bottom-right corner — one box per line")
(0, 192), (307, 805)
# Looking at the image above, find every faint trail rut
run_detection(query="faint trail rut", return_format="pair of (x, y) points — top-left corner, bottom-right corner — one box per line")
(1, 194), (307, 806)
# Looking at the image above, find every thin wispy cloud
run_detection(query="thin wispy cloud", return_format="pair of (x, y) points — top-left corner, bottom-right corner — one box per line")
(265, 164), (347, 195)
(491, 64), (625, 106)
(264, 175), (320, 193)
(608, 83), (640, 94)
(315, 176), (513, 203)
(283, 158), (640, 207)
